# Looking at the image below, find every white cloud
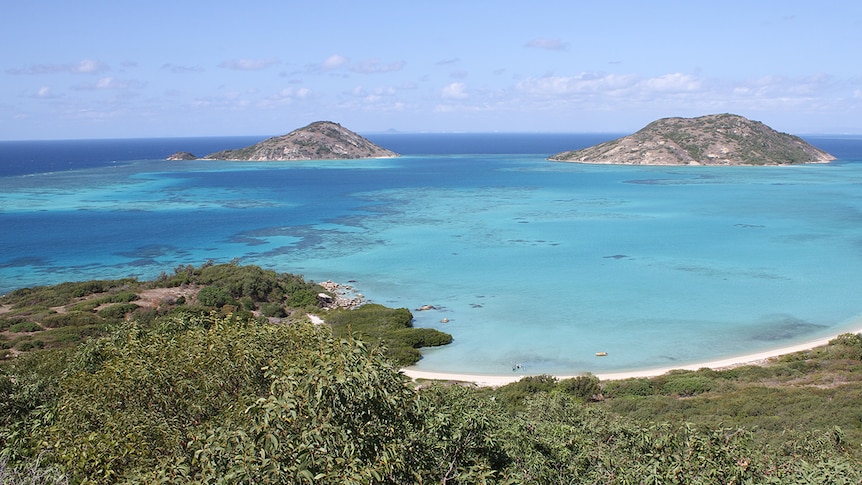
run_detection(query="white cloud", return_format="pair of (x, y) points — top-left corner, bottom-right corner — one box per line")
(516, 72), (704, 100)
(95, 78), (113, 89)
(76, 59), (107, 73)
(218, 58), (279, 71)
(314, 54), (404, 74)
(525, 38), (568, 51)
(32, 86), (58, 99)
(442, 82), (468, 99)
(256, 86), (315, 109)
(349, 59), (405, 74)
(321, 54), (349, 70)
(161, 63), (205, 74)
(276, 86), (311, 99)
(640, 73), (701, 92)
(7, 59), (110, 75)
(349, 85), (398, 104)
(73, 77), (144, 90)
(516, 73), (638, 96)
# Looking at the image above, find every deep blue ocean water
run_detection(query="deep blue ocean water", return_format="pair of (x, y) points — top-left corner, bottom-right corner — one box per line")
(2, 133), (862, 375)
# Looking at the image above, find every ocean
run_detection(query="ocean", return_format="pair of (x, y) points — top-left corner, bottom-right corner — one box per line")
(2, 133), (862, 376)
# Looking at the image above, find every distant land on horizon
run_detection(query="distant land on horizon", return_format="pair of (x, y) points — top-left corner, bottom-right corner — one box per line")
(167, 121), (398, 161)
(549, 114), (836, 166)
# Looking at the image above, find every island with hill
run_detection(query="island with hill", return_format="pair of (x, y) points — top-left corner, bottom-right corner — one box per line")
(166, 121), (398, 161)
(550, 113), (835, 165)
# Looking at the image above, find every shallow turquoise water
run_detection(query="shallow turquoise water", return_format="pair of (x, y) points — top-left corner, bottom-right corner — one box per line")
(3, 140), (862, 375)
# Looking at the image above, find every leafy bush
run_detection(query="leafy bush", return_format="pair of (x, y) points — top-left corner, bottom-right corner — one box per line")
(8, 321), (41, 333)
(328, 304), (452, 366)
(238, 296), (255, 311)
(384, 346), (422, 367)
(38, 325), (106, 347)
(1, 279), (138, 311)
(828, 332), (862, 361)
(68, 300), (100, 312)
(603, 377), (654, 398)
(195, 286), (236, 308)
(107, 291), (139, 303)
(96, 303), (140, 320)
(392, 327), (453, 348)
(14, 339), (44, 351)
(557, 374), (601, 401)
(197, 264), (282, 302)
(41, 312), (103, 328)
(260, 302), (287, 318)
(660, 374), (715, 397)
(22, 314), (425, 483)
(0, 316), (26, 332)
(496, 375), (558, 410)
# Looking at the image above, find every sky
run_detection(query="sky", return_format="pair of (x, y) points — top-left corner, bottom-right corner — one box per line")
(2, 0), (861, 140)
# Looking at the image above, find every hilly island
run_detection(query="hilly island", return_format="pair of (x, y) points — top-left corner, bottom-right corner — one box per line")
(167, 121), (398, 161)
(550, 113), (835, 165)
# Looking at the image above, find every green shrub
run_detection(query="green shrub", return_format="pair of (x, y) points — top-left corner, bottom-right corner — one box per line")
(41, 312), (103, 328)
(39, 325), (106, 346)
(107, 291), (139, 303)
(8, 322), (41, 333)
(661, 374), (715, 397)
(260, 302), (287, 318)
(328, 304), (452, 366)
(603, 377), (654, 397)
(496, 375), (558, 410)
(0, 316), (28, 332)
(197, 264), (281, 302)
(557, 374), (601, 401)
(96, 303), (140, 320)
(828, 332), (862, 361)
(393, 327), (453, 348)
(385, 346), (422, 367)
(69, 300), (100, 312)
(239, 296), (255, 311)
(196, 286), (236, 308)
(14, 339), (44, 351)
(29, 314), (422, 484)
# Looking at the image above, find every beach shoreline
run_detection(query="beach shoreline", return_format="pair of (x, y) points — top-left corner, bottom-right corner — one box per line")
(400, 328), (862, 387)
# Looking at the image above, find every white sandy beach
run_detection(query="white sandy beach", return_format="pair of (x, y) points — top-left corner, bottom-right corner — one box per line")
(400, 328), (862, 387)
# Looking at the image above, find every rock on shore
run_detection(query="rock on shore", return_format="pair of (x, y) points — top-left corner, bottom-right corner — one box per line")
(318, 280), (366, 309)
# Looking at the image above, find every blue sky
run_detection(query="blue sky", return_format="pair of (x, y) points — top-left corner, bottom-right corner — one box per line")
(2, 1), (861, 139)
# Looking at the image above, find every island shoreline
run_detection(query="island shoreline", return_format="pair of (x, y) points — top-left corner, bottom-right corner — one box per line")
(400, 327), (862, 387)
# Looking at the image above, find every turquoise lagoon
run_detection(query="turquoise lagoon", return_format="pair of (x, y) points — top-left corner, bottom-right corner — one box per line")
(2, 134), (862, 375)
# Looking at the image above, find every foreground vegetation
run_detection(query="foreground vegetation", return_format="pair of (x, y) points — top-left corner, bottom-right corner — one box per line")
(0, 262), (450, 366)
(2, 265), (861, 483)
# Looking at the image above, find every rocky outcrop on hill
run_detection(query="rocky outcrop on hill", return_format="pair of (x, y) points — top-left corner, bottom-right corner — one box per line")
(200, 121), (397, 161)
(549, 114), (834, 165)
